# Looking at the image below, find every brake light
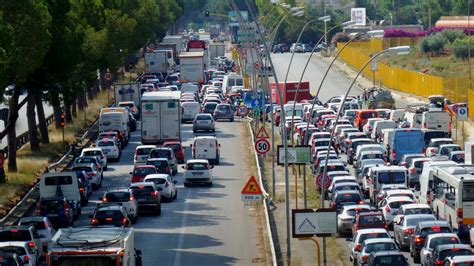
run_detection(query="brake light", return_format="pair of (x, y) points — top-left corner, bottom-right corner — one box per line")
(331, 202), (336, 208)
(355, 244), (362, 252)
(451, 248), (460, 251)
(401, 162), (407, 167)
(409, 168), (415, 174)
(359, 200), (365, 204)
(392, 149), (396, 158)
(404, 228), (414, 234)
(385, 206), (391, 213)
(91, 218), (99, 225)
(346, 140), (350, 144)
(129, 195), (134, 201)
(432, 226), (441, 232)
(79, 187), (84, 192)
(377, 194), (383, 200)
(457, 208), (463, 218)
(102, 197), (108, 202)
(23, 255), (30, 263)
(105, 218), (113, 221)
(151, 191), (159, 197)
(361, 255), (368, 262)
(435, 259), (443, 265)
(415, 237), (424, 244)
(90, 172), (97, 176)
(122, 218), (128, 225)
(423, 122), (427, 128)
(422, 148), (426, 155)
(28, 241), (35, 248)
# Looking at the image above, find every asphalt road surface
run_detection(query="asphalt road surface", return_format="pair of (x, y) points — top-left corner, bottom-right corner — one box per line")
(74, 121), (262, 265)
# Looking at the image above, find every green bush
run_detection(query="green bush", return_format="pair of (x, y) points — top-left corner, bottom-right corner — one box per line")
(419, 38), (431, 54)
(441, 30), (465, 43)
(452, 38), (469, 60)
(428, 33), (447, 55)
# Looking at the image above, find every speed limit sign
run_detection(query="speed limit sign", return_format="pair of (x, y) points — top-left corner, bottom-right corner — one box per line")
(255, 139), (271, 155)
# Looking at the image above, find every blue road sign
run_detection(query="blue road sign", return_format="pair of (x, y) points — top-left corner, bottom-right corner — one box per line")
(251, 98), (262, 109)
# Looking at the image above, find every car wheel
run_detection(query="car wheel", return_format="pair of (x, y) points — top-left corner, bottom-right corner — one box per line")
(104, 165), (108, 171)
(156, 205), (161, 216)
(230, 118), (234, 122)
(413, 253), (420, 263)
(208, 181), (213, 187)
(174, 189), (178, 199)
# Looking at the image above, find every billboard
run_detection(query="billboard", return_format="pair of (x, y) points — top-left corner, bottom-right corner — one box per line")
(229, 11), (249, 27)
(351, 8), (366, 26)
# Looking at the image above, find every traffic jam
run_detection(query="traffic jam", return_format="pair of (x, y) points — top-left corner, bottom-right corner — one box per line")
(0, 36), (245, 265)
(285, 90), (474, 265)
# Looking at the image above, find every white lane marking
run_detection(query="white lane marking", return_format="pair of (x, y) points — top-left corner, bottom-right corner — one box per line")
(174, 188), (191, 266)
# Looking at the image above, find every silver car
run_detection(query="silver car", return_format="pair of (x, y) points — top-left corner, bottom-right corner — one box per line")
(357, 238), (398, 265)
(337, 204), (371, 235)
(393, 214), (436, 249)
(349, 228), (391, 263)
(213, 104), (234, 122)
(420, 233), (460, 266)
(144, 174), (178, 201)
(193, 113), (215, 132)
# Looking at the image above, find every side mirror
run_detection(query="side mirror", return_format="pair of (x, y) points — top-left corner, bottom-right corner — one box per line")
(129, 172), (132, 175)
(181, 166), (185, 169)
(173, 180), (178, 184)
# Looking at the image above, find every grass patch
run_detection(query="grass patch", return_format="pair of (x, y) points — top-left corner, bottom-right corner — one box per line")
(0, 89), (110, 215)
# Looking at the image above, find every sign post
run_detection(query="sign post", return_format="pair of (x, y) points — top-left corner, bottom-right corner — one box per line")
(241, 176), (263, 206)
(255, 139), (270, 155)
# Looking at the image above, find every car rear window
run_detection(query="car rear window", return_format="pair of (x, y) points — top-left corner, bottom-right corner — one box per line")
(361, 112), (377, 119)
(150, 150), (171, 159)
(405, 208), (433, 215)
(19, 221), (46, 230)
(388, 201), (412, 209)
(358, 232), (390, 243)
(439, 249), (472, 261)
(429, 237), (459, 248)
(378, 172), (405, 184)
(336, 193), (361, 203)
(146, 178), (166, 185)
(365, 242), (397, 253)
(216, 105), (230, 111)
(196, 114), (212, 120)
(359, 215), (384, 225)
(96, 210), (124, 219)
(373, 255), (407, 264)
(44, 175), (73, 186)
(105, 192), (130, 202)
(137, 148), (153, 156)
(131, 186), (154, 196)
(83, 151), (102, 156)
(98, 141), (114, 147)
(0, 246), (26, 256)
(420, 226), (452, 236)
(147, 160), (168, 167)
(0, 230), (31, 242)
(187, 163), (209, 170)
(133, 167), (156, 176)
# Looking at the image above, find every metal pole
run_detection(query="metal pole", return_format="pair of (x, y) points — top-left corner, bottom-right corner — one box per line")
(236, 0), (292, 263)
(303, 165), (307, 208)
(298, 237), (321, 266)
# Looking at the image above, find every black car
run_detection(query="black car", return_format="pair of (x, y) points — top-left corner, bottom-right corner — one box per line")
(410, 221), (452, 263)
(367, 251), (408, 265)
(330, 190), (364, 212)
(89, 205), (131, 227)
(36, 197), (74, 227)
(429, 244), (472, 266)
(129, 182), (161, 215)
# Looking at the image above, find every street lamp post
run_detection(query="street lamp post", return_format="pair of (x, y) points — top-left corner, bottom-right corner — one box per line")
(319, 45), (410, 266)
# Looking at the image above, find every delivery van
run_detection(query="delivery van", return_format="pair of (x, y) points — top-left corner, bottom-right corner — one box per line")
(40, 172), (81, 218)
(222, 73), (244, 94)
(98, 111), (130, 143)
(181, 101), (200, 122)
(421, 110), (451, 137)
(191, 136), (221, 165)
(389, 128), (424, 164)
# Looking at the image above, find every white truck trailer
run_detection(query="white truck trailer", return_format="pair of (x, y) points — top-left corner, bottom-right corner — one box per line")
(141, 91), (181, 144)
(144, 50), (169, 74)
(179, 51), (205, 84)
(209, 43), (225, 66)
(114, 83), (140, 106)
(46, 227), (141, 266)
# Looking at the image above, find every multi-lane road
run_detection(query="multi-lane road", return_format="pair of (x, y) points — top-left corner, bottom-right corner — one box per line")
(74, 121), (267, 265)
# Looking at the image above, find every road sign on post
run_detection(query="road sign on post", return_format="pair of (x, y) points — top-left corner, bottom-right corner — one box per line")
(292, 209), (337, 238)
(255, 139), (271, 155)
(315, 174), (330, 189)
(237, 106), (249, 117)
(256, 126), (270, 139)
(458, 107), (468, 121)
(277, 146), (311, 165)
(241, 176), (263, 206)
(251, 98), (262, 109)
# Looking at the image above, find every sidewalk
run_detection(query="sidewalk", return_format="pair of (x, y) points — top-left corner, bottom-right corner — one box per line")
(262, 53), (474, 266)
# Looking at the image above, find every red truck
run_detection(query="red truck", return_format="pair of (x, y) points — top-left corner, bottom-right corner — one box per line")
(187, 40), (206, 51)
(270, 81), (311, 105)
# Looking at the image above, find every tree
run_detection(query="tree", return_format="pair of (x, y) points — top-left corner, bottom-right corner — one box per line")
(26, 90), (40, 152)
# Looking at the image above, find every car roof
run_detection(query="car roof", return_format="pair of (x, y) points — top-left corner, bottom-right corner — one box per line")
(369, 251), (404, 256)
(357, 211), (383, 216)
(82, 147), (102, 152)
(450, 255), (474, 262)
(137, 145), (156, 149)
(343, 204), (371, 210)
(19, 216), (47, 223)
(97, 205), (123, 211)
(186, 159), (209, 164)
(356, 228), (389, 234)
(147, 158), (168, 161)
(386, 196), (413, 202)
(403, 214), (436, 220)
(430, 138), (453, 142)
(144, 174), (170, 180)
(0, 242), (29, 248)
(426, 233), (458, 240)
(363, 238), (395, 244)
(401, 203), (431, 209)
(105, 188), (131, 193)
(134, 165), (155, 169)
(386, 189), (413, 195)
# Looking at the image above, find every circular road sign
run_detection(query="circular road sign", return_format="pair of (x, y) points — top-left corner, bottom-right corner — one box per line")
(255, 139), (271, 155)
(254, 61), (261, 70)
(105, 72), (113, 81)
(237, 106), (249, 116)
(316, 173), (330, 189)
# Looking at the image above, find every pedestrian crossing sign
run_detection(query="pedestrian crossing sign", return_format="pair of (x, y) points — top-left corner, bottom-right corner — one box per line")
(241, 176), (263, 195)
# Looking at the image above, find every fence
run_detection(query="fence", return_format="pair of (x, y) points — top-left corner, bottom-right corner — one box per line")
(337, 39), (474, 118)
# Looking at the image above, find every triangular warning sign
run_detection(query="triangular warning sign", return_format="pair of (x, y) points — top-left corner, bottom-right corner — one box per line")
(241, 176), (263, 195)
(256, 126), (270, 139)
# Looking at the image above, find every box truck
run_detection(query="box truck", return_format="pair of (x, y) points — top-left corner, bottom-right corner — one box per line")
(209, 43), (225, 66)
(270, 81), (311, 105)
(114, 83), (140, 106)
(162, 35), (184, 52)
(46, 227), (141, 266)
(144, 50), (171, 74)
(141, 91), (181, 144)
(179, 52), (205, 83)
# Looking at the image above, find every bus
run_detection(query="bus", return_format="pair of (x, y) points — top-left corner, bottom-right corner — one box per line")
(419, 164), (474, 240)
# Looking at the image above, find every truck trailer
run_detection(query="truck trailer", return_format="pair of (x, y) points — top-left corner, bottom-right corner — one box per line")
(141, 91), (181, 144)
(270, 81), (311, 105)
(179, 52), (205, 84)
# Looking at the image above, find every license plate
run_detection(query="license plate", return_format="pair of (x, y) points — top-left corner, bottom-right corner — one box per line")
(197, 155), (206, 158)
(48, 214), (58, 217)
(193, 172), (203, 175)
(137, 198), (146, 202)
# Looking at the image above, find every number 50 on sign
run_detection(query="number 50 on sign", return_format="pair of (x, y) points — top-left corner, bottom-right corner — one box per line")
(255, 139), (271, 155)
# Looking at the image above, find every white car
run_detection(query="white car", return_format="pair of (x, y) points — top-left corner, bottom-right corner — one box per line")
(101, 188), (138, 223)
(18, 216), (55, 247)
(356, 238), (398, 265)
(0, 241), (38, 266)
(144, 174), (178, 201)
(134, 145), (156, 165)
(378, 196), (414, 225)
(183, 159), (213, 187)
(81, 147), (108, 170)
(349, 228), (391, 263)
(96, 139), (121, 160)
(420, 233), (460, 266)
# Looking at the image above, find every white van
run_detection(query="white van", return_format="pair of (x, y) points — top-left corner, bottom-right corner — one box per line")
(421, 110), (451, 137)
(99, 107), (130, 140)
(222, 73), (244, 94)
(181, 84), (199, 95)
(181, 102), (200, 122)
(40, 172), (81, 217)
(381, 128), (395, 159)
(191, 136), (221, 165)
(404, 111), (423, 128)
(371, 120), (397, 142)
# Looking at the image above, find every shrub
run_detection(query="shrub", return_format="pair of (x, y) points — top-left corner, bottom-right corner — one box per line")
(332, 32), (349, 45)
(440, 30), (465, 43)
(419, 38), (431, 54)
(452, 38), (469, 60)
(428, 33), (447, 54)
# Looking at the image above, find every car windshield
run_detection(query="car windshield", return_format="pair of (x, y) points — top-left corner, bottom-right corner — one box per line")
(373, 255), (407, 264)
(429, 237), (459, 248)
(358, 232), (390, 243)
(19, 220), (46, 230)
(105, 192), (130, 202)
(359, 215), (384, 225)
(146, 178), (167, 185)
(133, 167), (155, 176)
(187, 163), (209, 170)
(137, 148), (153, 155)
(0, 230), (31, 242)
(378, 172), (405, 184)
(365, 242), (397, 253)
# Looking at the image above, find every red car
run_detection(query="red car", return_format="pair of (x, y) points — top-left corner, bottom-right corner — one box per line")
(130, 165), (157, 183)
(163, 141), (185, 164)
(352, 211), (387, 236)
